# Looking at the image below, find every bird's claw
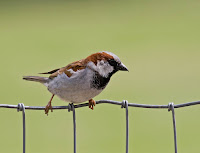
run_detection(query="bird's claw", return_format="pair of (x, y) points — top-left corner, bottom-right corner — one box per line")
(45, 102), (53, 115)
(89, 99), (96, 110)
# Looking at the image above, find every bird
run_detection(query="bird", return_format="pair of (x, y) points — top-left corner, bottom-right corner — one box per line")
(23, 51), (128, 115)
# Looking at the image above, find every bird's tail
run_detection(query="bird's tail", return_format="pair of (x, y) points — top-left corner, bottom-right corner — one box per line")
(23, 76), (49, 84)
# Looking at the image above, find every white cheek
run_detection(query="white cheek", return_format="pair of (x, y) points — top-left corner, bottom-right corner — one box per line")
(88, 61), (114, 77)
(99, 60), (104, 65)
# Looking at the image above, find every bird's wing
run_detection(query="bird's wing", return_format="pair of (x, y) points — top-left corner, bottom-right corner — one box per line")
(48, 60), (86, 79)
(39, 68), (60, 74)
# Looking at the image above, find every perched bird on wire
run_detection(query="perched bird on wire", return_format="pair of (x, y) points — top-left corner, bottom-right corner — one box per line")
(23, 51), (128, 115)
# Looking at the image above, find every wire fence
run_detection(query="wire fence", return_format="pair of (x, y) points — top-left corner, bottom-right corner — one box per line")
(1, 99), (200, 153)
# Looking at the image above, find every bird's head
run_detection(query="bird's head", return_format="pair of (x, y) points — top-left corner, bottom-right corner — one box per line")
(86, 51), (128, 78)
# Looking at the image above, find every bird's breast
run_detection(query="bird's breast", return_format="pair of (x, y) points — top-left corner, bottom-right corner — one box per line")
(47, 68), (105, 103)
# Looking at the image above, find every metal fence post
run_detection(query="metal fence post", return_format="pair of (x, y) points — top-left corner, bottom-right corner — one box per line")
(17, 103), (26, 153)
(168, 102), (177, 153)
(121, 100), (129, 153)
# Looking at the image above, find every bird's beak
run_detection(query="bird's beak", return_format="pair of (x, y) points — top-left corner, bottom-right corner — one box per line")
(117, 63), (129, 71)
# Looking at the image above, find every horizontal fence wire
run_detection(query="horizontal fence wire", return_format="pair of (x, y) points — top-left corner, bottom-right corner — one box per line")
(1, 99), (200, 153)
(1, 100), (200, 110)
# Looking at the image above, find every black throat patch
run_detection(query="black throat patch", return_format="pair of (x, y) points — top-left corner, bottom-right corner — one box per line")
(91, 72), (111, 90)
(91, 69), (118, 90)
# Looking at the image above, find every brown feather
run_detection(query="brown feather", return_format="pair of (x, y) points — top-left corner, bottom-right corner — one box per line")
(85, 52), (114, 65)
(49, 60), (86, 79)
(48, 52), (114, 79)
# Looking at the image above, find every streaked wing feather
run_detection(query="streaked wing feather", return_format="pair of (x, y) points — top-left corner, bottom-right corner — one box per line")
(39, 68), (60, 74)
(49, 60), (86, 79)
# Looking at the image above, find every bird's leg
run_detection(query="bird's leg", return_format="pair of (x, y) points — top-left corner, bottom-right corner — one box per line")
(45, 94), (55, 115)
(88, 99), (96, 110)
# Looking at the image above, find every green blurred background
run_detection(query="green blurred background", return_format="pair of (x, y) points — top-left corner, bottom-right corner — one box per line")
(0, 0), (200, 153)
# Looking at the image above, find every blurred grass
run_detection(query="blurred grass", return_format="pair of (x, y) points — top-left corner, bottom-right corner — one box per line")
(0, 0), (200, 153)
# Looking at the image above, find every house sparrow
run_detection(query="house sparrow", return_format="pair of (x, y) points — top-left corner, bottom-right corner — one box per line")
(23, 51), (128, 115)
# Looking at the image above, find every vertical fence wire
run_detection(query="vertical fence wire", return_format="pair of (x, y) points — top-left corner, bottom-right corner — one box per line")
(122, 100), (129, 153)
(72, 104), (76, 153)
(125, 101), (129, 153)
(68, 103), (76, 153)
(168, 102), (177, 153)
(17, 103), (26, 153)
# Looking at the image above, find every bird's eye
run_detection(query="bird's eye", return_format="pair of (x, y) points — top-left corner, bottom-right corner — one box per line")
(108, 59), (118, 66)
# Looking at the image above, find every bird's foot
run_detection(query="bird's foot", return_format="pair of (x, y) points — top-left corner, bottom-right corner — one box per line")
(45, 94), (54, 115)
(45, 101), (53, 115)
(89, 99), (96, 110)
